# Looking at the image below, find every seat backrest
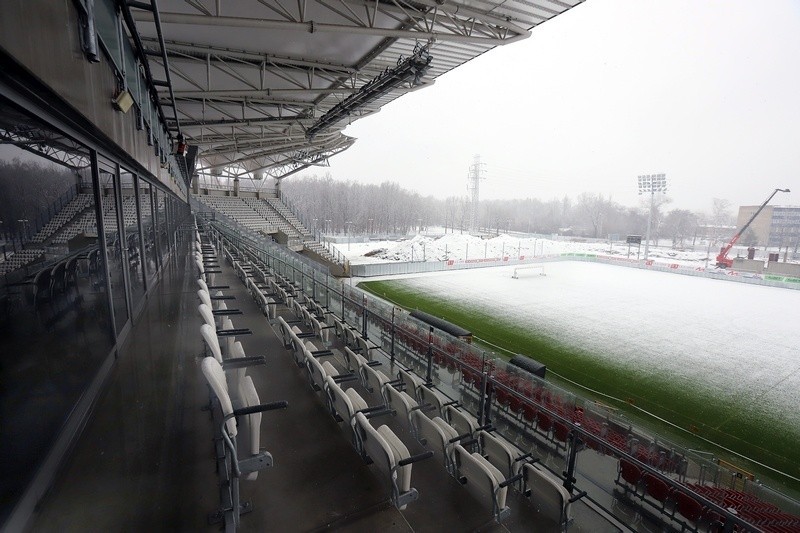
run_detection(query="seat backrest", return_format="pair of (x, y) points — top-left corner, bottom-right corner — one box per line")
(362, 364), (389, 396)
(414, 412), (456, 469)
(325, 376), (355, 422)
(356, 411), (413, 506)
(201, 357), (236, 436)
(417, 385), (447, 417)
(197, 289), (212, 309)
(445, 405), (479, 438)
(478, 430), (520, 479)
(454, 445), (508, 515)
(303, 345), (329, 390)
(398, 367), (423, 402)
(200, 323), (223, 363)
(344, 346), (367, 373)
(197, 278), (209, 293)
(385, 386), (418, 428)
(198, 303), (216, 329)
(524, 462), (571, 526)
(356, 336), (373, 359)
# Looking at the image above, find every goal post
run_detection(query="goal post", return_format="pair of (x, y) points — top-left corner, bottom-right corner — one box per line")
(512, 264), (546, 279)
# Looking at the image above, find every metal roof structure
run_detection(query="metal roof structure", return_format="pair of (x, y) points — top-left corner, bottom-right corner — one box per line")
(132, 0), (584, 182)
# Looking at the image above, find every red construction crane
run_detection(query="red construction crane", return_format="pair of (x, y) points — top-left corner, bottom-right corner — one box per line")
(716, 188), (790, 268)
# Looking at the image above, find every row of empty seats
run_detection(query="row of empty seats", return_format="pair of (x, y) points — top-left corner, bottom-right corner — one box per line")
(0, 248), (46, 275)
(31, 193), (93, 243)
(193, 219), (287, 531)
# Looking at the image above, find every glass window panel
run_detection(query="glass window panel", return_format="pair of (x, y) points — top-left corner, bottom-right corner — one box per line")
(155, 189), (167, 261)
(94, 0), (122, 72)
(0, 97), (114, 523)
(120, 169), (144, 305)
(138, 180), (157, 280)
(97, 161), (129, 332)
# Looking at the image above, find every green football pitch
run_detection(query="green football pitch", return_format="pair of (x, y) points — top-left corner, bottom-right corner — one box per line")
(359, 277), (800, 497)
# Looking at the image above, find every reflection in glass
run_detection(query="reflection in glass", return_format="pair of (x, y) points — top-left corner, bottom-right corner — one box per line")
(138, 180), (157, 280)
(156, 189), (168, 262)
(121, 169), (144, 306)
(0, 97), (114, 522)
(98, 163), (129, 332)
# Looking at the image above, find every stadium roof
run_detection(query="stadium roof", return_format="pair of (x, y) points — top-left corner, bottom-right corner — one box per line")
(132, 0), (584, 181)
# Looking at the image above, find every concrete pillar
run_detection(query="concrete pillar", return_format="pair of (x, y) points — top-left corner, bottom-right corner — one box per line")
(233, 177), (240, 197)
(192, 174), (199, 194)
(275, 178), (281, 199)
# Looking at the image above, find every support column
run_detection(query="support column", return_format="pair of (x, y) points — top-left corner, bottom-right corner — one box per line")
(233, 177), (240, 197)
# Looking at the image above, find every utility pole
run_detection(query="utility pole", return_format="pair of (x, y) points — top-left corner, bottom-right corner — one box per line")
(467, 154), (485, 233)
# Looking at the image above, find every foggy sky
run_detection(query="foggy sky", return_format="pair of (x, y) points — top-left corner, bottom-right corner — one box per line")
(301, 0), (800, 213)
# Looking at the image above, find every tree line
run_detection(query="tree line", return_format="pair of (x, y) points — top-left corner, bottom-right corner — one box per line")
(0, 158), (78, 239)
(281, 173), (742, 248)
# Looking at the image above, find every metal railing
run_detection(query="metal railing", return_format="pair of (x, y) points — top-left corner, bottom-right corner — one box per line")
(207, 215), (800, 533)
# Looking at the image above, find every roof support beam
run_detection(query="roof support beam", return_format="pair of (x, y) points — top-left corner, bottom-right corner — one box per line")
(134, 11), (529, 45)
(171, 88), (358, 97)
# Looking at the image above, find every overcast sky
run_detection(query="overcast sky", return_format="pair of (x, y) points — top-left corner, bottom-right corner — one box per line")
(297, 0), (800, 213)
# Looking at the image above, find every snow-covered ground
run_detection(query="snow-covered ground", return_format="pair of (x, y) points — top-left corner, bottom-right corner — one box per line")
(339, 233), (718, 268)
(372, 262), (800, 432)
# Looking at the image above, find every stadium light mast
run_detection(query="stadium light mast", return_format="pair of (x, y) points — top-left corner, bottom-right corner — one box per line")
(637, 173), (667, 260)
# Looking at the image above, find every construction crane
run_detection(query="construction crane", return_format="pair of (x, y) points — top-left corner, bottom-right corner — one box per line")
(716, 188), (790, 268)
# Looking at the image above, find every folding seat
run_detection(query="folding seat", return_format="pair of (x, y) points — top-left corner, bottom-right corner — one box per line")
(397, 367), (426, 402)
(310, 315), (334, 344)
(361, 362), (399, 397)
(198, 303), (250, 340)
(642, 472), (673, 512)
(417, 383), (456, 418)
(343, 326), (360, 349)
(444, 405), (481, 440)
(200, 357), (287, 529)
(674, 490), (705, 529)
(356, 334), (380, 360)
(302, 340), (348, 392)
(454, 444), (518, 522)
(325, 375), (370, 425)
(384, 385), (422, 436)
(616, 458), (643, 496)
(353, 411), (433, 510)
(523, 462), (573, 530)
(413, 411), (460, 473)
(477, 429), (529, 482)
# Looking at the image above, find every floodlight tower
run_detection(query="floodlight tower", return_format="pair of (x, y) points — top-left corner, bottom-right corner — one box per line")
(637, 173), (667, 260)
(467, 155), (485, 232)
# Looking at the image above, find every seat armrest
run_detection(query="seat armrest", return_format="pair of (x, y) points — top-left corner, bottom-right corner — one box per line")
(499, 472), (524, 488)
(364, 408), (395, 420)
(222, 356), (266, 370)
(216, 328), (252, 336)
(366, 360), (382, 367)
(448, 431), (475, 444)
(210, 295), (236, 300)
(398, 450), (434, 467)
(211, 309), (242, 316)
(332, 373), (359, 384)
(311, 349), (334, 357)
(357, 404), (389, 415)
(232, 400), (288, 417)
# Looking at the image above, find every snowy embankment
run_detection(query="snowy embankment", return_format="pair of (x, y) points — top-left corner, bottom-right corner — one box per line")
(339, 233), (715, 268)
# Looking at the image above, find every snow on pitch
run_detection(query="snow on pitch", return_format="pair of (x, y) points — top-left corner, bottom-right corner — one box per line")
(377, 262), (800, 430)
